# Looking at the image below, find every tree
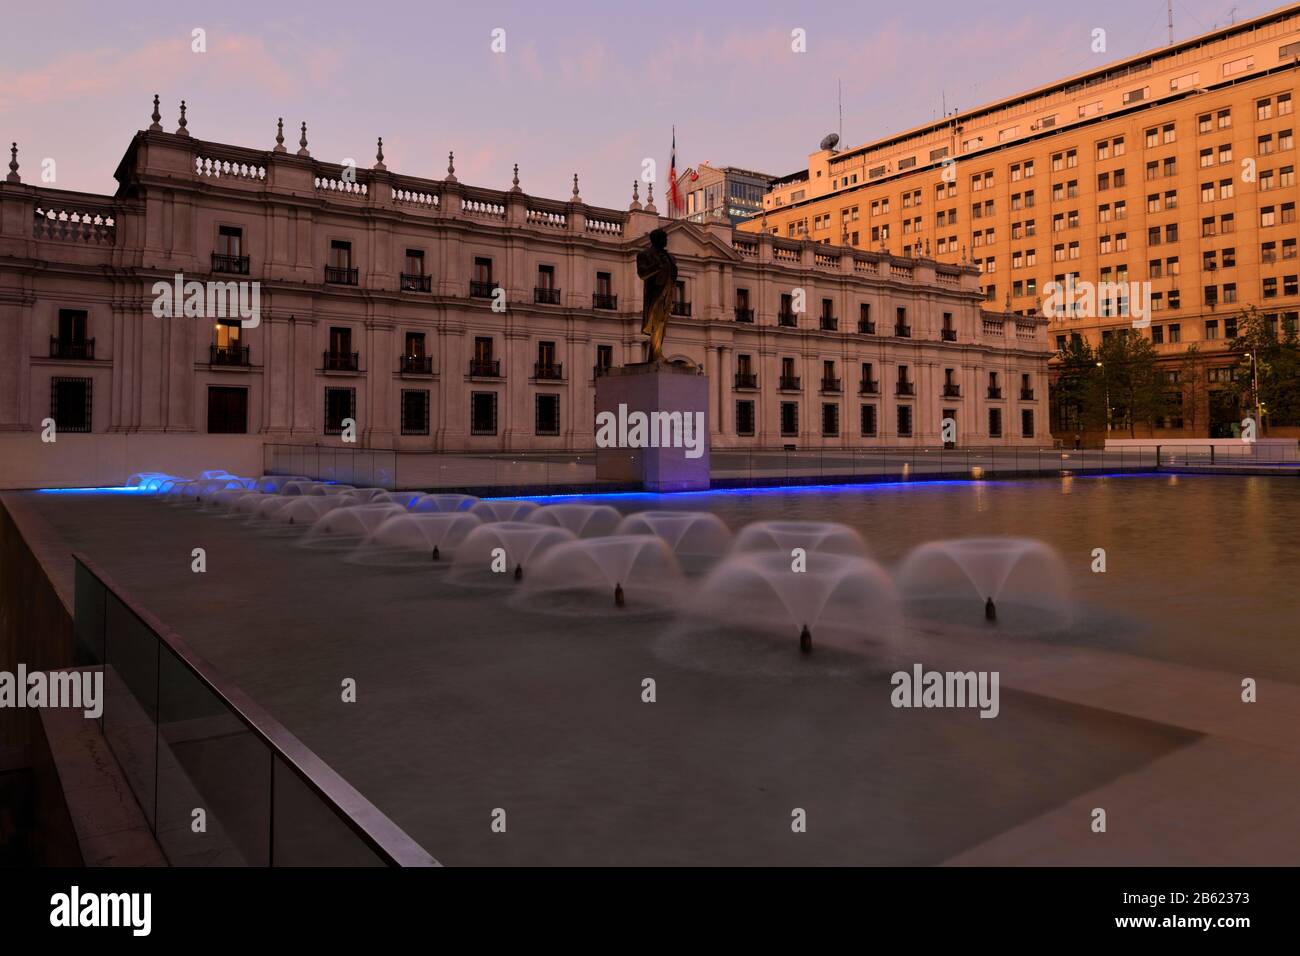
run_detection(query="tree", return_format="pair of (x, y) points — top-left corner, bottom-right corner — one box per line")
(1227, 306), (1300, 429)
(1177, 344), (1208, 433)
(1051, 335), (1103, 435)
(1095, 330), (1164, 438)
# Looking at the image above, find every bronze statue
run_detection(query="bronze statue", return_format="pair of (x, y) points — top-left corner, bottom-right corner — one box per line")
(636, 228), (676, 363)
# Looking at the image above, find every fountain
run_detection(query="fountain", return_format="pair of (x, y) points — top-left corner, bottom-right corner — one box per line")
(352, 512), (484, 566)
(526, 504), (622, 538)
(522, 535), (683, 611)
(367, 490), (424, 508)
(412, 493), (480, 514)
(449, 522), (575, 585)
(896, 537), (1071, 629)
(342, 487), (391, 503)
(615, 511), (732, 567)
(314, 484), (357, 497)
(272, 496), (351, 526)
(254, 475), (309, 494)
(302, 503), (407, 548)
(468, 499), (540, 523)
(731, 520), (869, 558)
(279, 480), (325, 496)
(689, 550), (900, 653)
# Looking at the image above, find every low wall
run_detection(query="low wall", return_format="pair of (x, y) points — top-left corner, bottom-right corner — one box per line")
(0, 433), (264, 490)
(1105, 438), (1298, 459)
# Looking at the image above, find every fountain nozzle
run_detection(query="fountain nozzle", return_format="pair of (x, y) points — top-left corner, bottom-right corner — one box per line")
(799, 624), (812, 655)
(614, 582), (625, 607)
(985, 597), (997, 622)
(514, 563), (523, 581)
(431, 545), (440, 562)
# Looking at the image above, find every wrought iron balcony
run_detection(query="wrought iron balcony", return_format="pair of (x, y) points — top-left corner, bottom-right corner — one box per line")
(858, 319), (876, 334)
(323, 350), (359, 372)
(49, 336), (94, 360)
(593, 363), (613, 378)
(325, 266), (358, 285)
(672, 301), (692, 317)
(211, 252), (250, 275)
(941, 328), (957, 342)
(470, 279), (499, 299)
(778, 312), (798, 327)
(533, 362), (564, 380)
(400, 273), (432, 293)
(821, 377), (842, 393)
(1020, 388), (1035, 400)
(209, 344), (250, 367)
(859, 379), (879, 395)
(942, 384), (961, 397)
(896, 381), (915, 396)
(734, 307), (755, 322)
(534, 287), (562, 305)
(895, 323), (912, 337)
(779, 375), (802, 390)
(399, 354), (433, 374)
(734, 372), (758, 389)
(987, 387), (1003, 399)
(819, 316), (839, 332)
(592, 292), (618, 310)
(469, 359), (501, 377)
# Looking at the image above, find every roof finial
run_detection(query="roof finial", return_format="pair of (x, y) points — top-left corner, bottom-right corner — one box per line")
(446, 150), (457, 182)
(6, 143), (19, 184)
(510, 163), (521, 192)
(176, 100), (190, 137)
(644, 181), (657, 214)
(297, 122), (310, 157)
(629, 180), (641, 211)
(571, 173), (581, 200)
(149, 94), (162, 132)
(274, 117), (286, 153)
(375, 137), (386, 170)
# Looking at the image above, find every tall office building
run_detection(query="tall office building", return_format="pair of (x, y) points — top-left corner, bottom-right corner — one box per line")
(743, 5), (1300, 436)
(675, 163), (774, 225)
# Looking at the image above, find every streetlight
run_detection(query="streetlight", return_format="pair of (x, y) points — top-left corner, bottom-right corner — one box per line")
(1245, 351), (1263, 434)
(1096, 361), (1111, 432)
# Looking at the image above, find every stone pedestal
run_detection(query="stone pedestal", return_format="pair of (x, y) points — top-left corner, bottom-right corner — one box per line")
(595, 363), (710, 492)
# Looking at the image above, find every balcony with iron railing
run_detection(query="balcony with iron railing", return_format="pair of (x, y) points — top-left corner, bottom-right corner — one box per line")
(896, 381), (915, 396)
(399, 354), (433, 374)
(987, 386), (1003, 399)
(819, 316), (839, 332)
(323, 350), (360, 372)
(734, 372), (758, 389)
(400, 273), (432, 293)
(1021, 388), (1036, 400)
(470, 279), (499, 299)
(734, 307), (755, 323)
(534, 287), (562, 305)
(858, 319), (876, 334)
(593, 363), (613, 378)
(821, 377), (842, 393)
(209, 344), (250, 367)
(942, 384), (961, 397)
(211, 252), (250, 275)
(592, 292), (618, 310)
(325, 265), (358, 286)
(778, 311), (798, 328)
(895, 323), (912, 337)
(469, 359), (502, 377)
(672, 301), (692, 317)
(942, 328), (957, 342)
(49, 336), (94, 360)
(779, 375), (802, 391)
(533, 362), (564, 380)
(859, 379), (879, 395)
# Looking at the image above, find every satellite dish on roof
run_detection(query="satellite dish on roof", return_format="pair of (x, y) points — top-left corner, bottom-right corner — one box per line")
(820, 132), (840, 151)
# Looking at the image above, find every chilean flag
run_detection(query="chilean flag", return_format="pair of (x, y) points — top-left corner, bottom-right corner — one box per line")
(667, 127), (684, 218)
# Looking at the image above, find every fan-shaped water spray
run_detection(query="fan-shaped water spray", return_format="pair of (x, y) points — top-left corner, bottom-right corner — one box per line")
(616, 511), (733, 560)
(450, 522), (575, 584)
(302, 503), (407, 547)
(731, 520), (868, 557)
(523, 535), (682, 609)
(273, 496), (351, 526)
(354, 512), (484, 565)
(468, 499), (540, 523)
(254, 475), (309, 494)
(526, 504), (622, 538)
(412, 493), (480, 514)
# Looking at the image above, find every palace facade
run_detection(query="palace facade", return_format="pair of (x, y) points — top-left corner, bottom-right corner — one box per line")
(0, 105), (1049, 488)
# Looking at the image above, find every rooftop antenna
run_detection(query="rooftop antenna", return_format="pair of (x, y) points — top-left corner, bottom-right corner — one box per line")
(1168, 0), (1174, 45)
(837, 77), (843, 143)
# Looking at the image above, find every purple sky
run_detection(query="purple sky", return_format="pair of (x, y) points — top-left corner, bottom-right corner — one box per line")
(1, 0), (1280, 208)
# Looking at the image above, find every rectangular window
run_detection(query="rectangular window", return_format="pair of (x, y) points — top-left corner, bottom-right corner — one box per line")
(207, 385), (247, 434)
(1021, 409), (1035, 439)
(535, 394), (560, 436)
(471, 391), (498, 435)
(401, 389), (430, 435)
(736, 400), (756, 436)
(324, 387), (356, 435)
(780, 402), (799, 438)
(897, 404), (913, 438)
(50, 377), (92, 433)
(860, 404), (877, 437)
(821, 403), (840, 438)
(988, 407), (1003, 438)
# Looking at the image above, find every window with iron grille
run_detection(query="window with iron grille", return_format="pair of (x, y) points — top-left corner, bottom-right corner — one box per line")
(401, 389), (430, 435)
(50, 377), (91, 433)
(736, 400), (755, 436)
(471, 391), (498, 435)
(897, 404), (913, 438)
(821, 403), (839, 437)
(324, 387), (356, 434)
(989, 407), (1003, 438)
(207, 386), (248, 434)
(1021, 408), (1035, 438)
(535, 394), (561, 436)
(780, 402), (799, 437)
(860, 404), (877, 437)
